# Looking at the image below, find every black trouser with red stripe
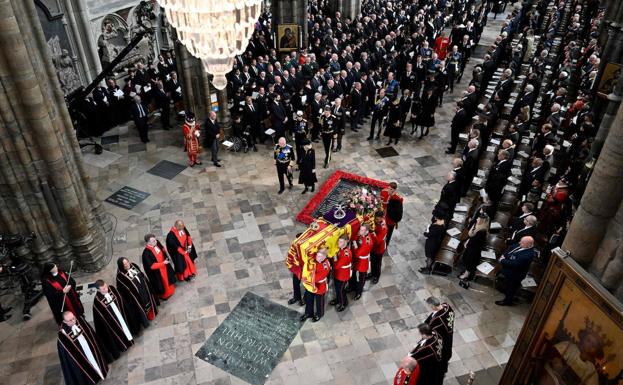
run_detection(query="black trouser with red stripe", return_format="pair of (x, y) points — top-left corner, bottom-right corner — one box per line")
(304, 289), (325, 317)
(349, 271), (367, 295)
(334, 279), (348, 307)
(370, 251), (384, 279)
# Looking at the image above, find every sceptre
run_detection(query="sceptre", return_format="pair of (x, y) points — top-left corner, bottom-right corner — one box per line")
(60, 260), (74, 314)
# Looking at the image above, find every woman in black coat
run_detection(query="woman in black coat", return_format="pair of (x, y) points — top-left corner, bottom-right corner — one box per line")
(298, 140), (317, 194)
(420, 215), (446, 274)
(384, 98), (403, 145)
(409, 96), (422, 135)
(459, 214), (489, 280)
(416, 88), (437, 138)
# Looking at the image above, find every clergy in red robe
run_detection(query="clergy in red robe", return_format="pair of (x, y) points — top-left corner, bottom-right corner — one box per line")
(370, 210), (388, 284)
(394, 356), (420, 385)
(42, 263), (84, 325)
(116, 257), (158, 334)
(410, 324), (443, 385)
(166, 220), (198, 282)
(57, 311), (109, 385)
(330, 235), (352, 312)
(434, 32), (450, 60)
(182, 112), (202, 166)
(93, 280), (134, 360)
(141, 234), (176, 300)
(349, 224), (373, 300)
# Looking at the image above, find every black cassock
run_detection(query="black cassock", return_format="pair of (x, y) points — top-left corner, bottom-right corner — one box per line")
(165, 227), (198, 276)
(410, 331), (443, 385)
(116, 262), (159, 335)
(57, 316), (109, 385)
(42, 271), (84, 325)
(425, 303), (455, 377)
(93, 286), (134, 360)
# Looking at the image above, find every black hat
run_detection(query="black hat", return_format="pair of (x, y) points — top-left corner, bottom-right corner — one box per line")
(301, 139), (311, 145)
(185, 111), (195, 122)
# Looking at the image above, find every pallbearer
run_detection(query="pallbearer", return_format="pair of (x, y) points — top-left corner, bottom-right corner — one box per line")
(142, 234), (176, 300)
(57, 311), (109, 385)
(370, 210), (388, 284)
(330, 235), (352, 312)
(166, 220), (198, 282)
(116, 257), (159, 334)
(424, 296), (455, 383)
(93, 280), (134, 360)
(42, 262), (84, 325)
(350, 224), (373, 300)
(300, 246), (331, 323)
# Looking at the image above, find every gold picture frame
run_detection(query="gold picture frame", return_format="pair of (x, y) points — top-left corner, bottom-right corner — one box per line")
(597, 63), (623, 98)
(500, 248), (623, 385)
(277, 24), (299, 52)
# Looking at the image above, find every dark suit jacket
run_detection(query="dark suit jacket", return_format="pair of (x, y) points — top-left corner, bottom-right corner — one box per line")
(131, 102), (148, 126)
(204, 118), (220, 146)
(509, 225), (537, 244)
(271, 102), (287, 129)
(451, 108), (470, 133)
(439, 181), (459, 209)
(243, 103), (261, 127)
(153, 89), (170, 109)
(500, 245), (536, 281)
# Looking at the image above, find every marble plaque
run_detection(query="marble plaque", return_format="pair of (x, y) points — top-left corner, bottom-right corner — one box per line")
(105, 186), (150, 210)
(195, 292), (302, 385)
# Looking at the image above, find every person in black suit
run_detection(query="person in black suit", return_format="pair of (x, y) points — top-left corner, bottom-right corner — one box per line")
(452, 158), (466, 198)
(270, 94), (288, 138)
(242, 96), (260, 148)
(439, 171), (460, 217)
(447, 106), (470, 154)
(485, 150), (511, 203)
(420, 215), (446, 274)
(509, 203), (535, 233)
(166, 71), (183, 104)
(496, 236), (537, 306)
(131, 95), (150, 143)
(153, 81), (171, 130)
(298, 140), (317, 194)
(204, 111), (221, 167)
(349, 82), (363, 131)
(462, 139), (479, 196)
(507, 215), (537, 244)
(521, 157), (546, 195)
(459, 213), (489, 281)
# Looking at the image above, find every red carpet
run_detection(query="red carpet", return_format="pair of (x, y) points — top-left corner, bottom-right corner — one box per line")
(296, 170), (389, 224)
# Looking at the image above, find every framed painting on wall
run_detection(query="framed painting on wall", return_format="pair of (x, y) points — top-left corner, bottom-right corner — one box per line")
(500, 248), (623, 385)
(277, 24), (299, 52)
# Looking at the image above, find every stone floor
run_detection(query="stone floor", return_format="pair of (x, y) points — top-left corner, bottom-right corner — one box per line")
(0, 12), (529, 385)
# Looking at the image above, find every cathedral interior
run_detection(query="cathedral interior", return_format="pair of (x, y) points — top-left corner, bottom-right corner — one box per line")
(0, 0), (622, 385)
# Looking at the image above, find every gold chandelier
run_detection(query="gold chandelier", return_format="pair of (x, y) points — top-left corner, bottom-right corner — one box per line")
(158, 0), (263, 90)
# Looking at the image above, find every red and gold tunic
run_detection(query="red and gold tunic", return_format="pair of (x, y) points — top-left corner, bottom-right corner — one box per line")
(333, 247), (352, 282)
(353, 234), (373, 273)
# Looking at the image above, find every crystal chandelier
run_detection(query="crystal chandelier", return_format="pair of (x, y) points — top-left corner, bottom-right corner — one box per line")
(158, 0), (263, 90)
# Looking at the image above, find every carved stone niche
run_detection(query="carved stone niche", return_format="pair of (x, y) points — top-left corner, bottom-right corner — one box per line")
(96, 5), (158, 75)
(36, 0), (82, 95)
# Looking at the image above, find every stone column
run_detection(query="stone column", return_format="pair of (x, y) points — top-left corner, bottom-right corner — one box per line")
(333, 0), (362, 21)
(589, 199), (623, 301)
(272, 0), (308, 48)
(217, 88), (231, 130)
(562, 102), (623, 266)
(64, 0), (103, 82)
(0, 0), (106, 270)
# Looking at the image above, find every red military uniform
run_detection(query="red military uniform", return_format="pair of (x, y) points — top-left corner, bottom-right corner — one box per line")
(332, 246), (352, 309)
(434, 36), (450, 60)
(370, 219), (388, 282)
(381, 188), (404, 246)
(394, 366), (420, 385)
(333, 247), (352, 282)
(302, 258), (331, 321)
(372, 220), (388, 255)
(182, 122), (201, 166)
(314, 260), (331, 295)
(353, 234), (373, 273)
